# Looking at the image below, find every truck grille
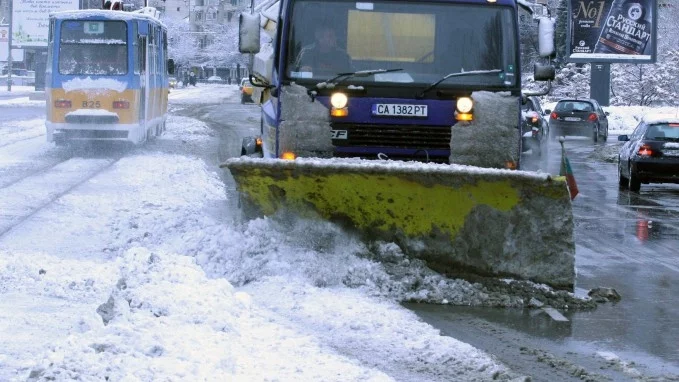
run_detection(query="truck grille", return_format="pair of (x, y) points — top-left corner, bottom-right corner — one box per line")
(330, 123), (451, 149)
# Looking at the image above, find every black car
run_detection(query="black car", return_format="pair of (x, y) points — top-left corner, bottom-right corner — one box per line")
(520, 96), (549, 156)
(547, 98), (609, 143)
(617, 115), (679, 192)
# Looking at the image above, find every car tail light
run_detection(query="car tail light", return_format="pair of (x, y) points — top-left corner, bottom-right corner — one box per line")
(113, 100), (130, 109)
(588, 113), (598, 122)
(550, 112), (557, 120)
(54, 99), (71, 108)
(638, 144), (654, 157)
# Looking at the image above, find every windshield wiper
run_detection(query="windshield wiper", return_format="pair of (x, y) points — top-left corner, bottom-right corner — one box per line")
(316, 68), (403, 89)
(416, 69), (504, 99)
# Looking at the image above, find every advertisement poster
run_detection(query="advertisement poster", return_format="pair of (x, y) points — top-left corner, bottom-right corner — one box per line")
(0, 26), (25, 61)
(568, 0), (657, 63)
(12, 0), (80, 47)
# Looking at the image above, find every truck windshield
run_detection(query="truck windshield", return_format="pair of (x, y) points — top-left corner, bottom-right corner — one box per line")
(286, 1), (518, 88)
(58, 20), (128, 76)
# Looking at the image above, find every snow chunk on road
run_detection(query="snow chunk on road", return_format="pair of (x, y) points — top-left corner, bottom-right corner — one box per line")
(28, 248), (392, 382)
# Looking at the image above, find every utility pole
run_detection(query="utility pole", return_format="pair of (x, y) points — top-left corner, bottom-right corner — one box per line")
(248, 0), (254, 78)
(6, 0), (12, 91)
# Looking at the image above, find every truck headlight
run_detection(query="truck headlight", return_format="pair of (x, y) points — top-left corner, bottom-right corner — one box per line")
(456, 97), (473, 113)
(330, 92), (348, 109)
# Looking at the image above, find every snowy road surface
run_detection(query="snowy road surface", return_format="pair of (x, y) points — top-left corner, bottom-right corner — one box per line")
(0, 85), (526, 381)
(3, 84), (677, 381)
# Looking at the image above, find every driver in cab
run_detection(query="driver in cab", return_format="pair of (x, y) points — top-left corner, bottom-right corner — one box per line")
(293, 24), (353, 74)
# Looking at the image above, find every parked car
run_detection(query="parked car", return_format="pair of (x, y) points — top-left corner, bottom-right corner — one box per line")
(169, 76), (178, 88)
(207, 75), (223, 83)
(520, 96), (549, 156)
(547, 98), (609, 143)
(240, 78), (254, 104)
(617, 115), (679, 192)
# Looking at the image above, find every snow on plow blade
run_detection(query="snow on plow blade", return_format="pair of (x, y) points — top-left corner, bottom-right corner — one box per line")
(223, 157), (575, 290)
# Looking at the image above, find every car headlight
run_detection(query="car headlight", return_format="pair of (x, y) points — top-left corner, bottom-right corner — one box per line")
(330, 92), (348, 109)
(456, 97), (473, 113)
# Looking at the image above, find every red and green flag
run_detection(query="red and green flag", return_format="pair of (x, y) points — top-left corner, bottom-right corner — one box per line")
(560, 141), (579, 200)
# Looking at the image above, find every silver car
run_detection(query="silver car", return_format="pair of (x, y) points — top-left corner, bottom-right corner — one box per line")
(546, 98), (609, 143)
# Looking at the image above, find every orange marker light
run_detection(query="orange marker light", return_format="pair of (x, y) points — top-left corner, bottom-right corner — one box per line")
(331, 108), (349, 117)
(455, 112), (473, 121)
(281, 152), (296, 160)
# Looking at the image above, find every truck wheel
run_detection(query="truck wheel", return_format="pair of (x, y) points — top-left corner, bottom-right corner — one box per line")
(628, 165), (641, 192)
(618, 162), (628, 190)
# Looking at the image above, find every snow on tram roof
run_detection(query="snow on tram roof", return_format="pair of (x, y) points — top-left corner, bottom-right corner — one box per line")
(50, 8), (164, 25)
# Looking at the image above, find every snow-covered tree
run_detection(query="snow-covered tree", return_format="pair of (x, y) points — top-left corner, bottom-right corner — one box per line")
(609, 3), (679, 106)
(610, 50), (679, 106)
(163, 17), (200, 68)
(192, 21), (248, 68)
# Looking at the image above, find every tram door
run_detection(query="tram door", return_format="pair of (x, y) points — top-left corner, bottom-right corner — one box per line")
(137, 35), (147, 125)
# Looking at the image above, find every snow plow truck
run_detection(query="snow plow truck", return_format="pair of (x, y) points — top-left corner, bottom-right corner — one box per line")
(221, 0), (576, 290)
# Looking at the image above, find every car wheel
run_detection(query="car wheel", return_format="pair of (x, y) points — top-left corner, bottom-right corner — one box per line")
(593, 125), (599, 143)
(534, 137), (542, 156)
(549, 128), (558, 141)
(603, 126), (608, 141)
(618, 161), (628, 190)
(628, 164), (641, 192)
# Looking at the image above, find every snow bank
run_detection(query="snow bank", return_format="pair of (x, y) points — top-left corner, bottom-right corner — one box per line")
(541, 102), (679, 135)
(26, 248), (392, 381)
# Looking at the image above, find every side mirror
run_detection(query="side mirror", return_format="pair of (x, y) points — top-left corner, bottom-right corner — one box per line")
(538, 17), (555, 58)
(534, 63), (555, 81)
(241, 136), (262, 156)
(605, 111), (610, 116)
(239, 13), (261, 54)
(167, 59), (175, 75)
(250, 74), (274, 90)
(544, 109), (551, 115)
(618, 135), (630, 142)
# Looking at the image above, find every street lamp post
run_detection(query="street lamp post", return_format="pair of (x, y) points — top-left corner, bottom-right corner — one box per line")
(6, 0), (12, 91)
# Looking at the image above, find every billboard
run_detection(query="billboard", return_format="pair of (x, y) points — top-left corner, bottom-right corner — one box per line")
(568, 0), (657, 63)
(12, 0), (80, 48)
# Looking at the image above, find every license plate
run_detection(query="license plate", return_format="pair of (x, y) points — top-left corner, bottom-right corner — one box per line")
(372, 104), (427, 117)
(664, 150), (679, 157)
(564, 117), (581, 122)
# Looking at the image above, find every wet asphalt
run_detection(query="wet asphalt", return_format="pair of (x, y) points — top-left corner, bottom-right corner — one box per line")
(406, 136), (679, 380)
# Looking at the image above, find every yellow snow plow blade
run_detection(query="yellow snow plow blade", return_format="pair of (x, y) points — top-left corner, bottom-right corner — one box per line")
(222, 157), (575, 290)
